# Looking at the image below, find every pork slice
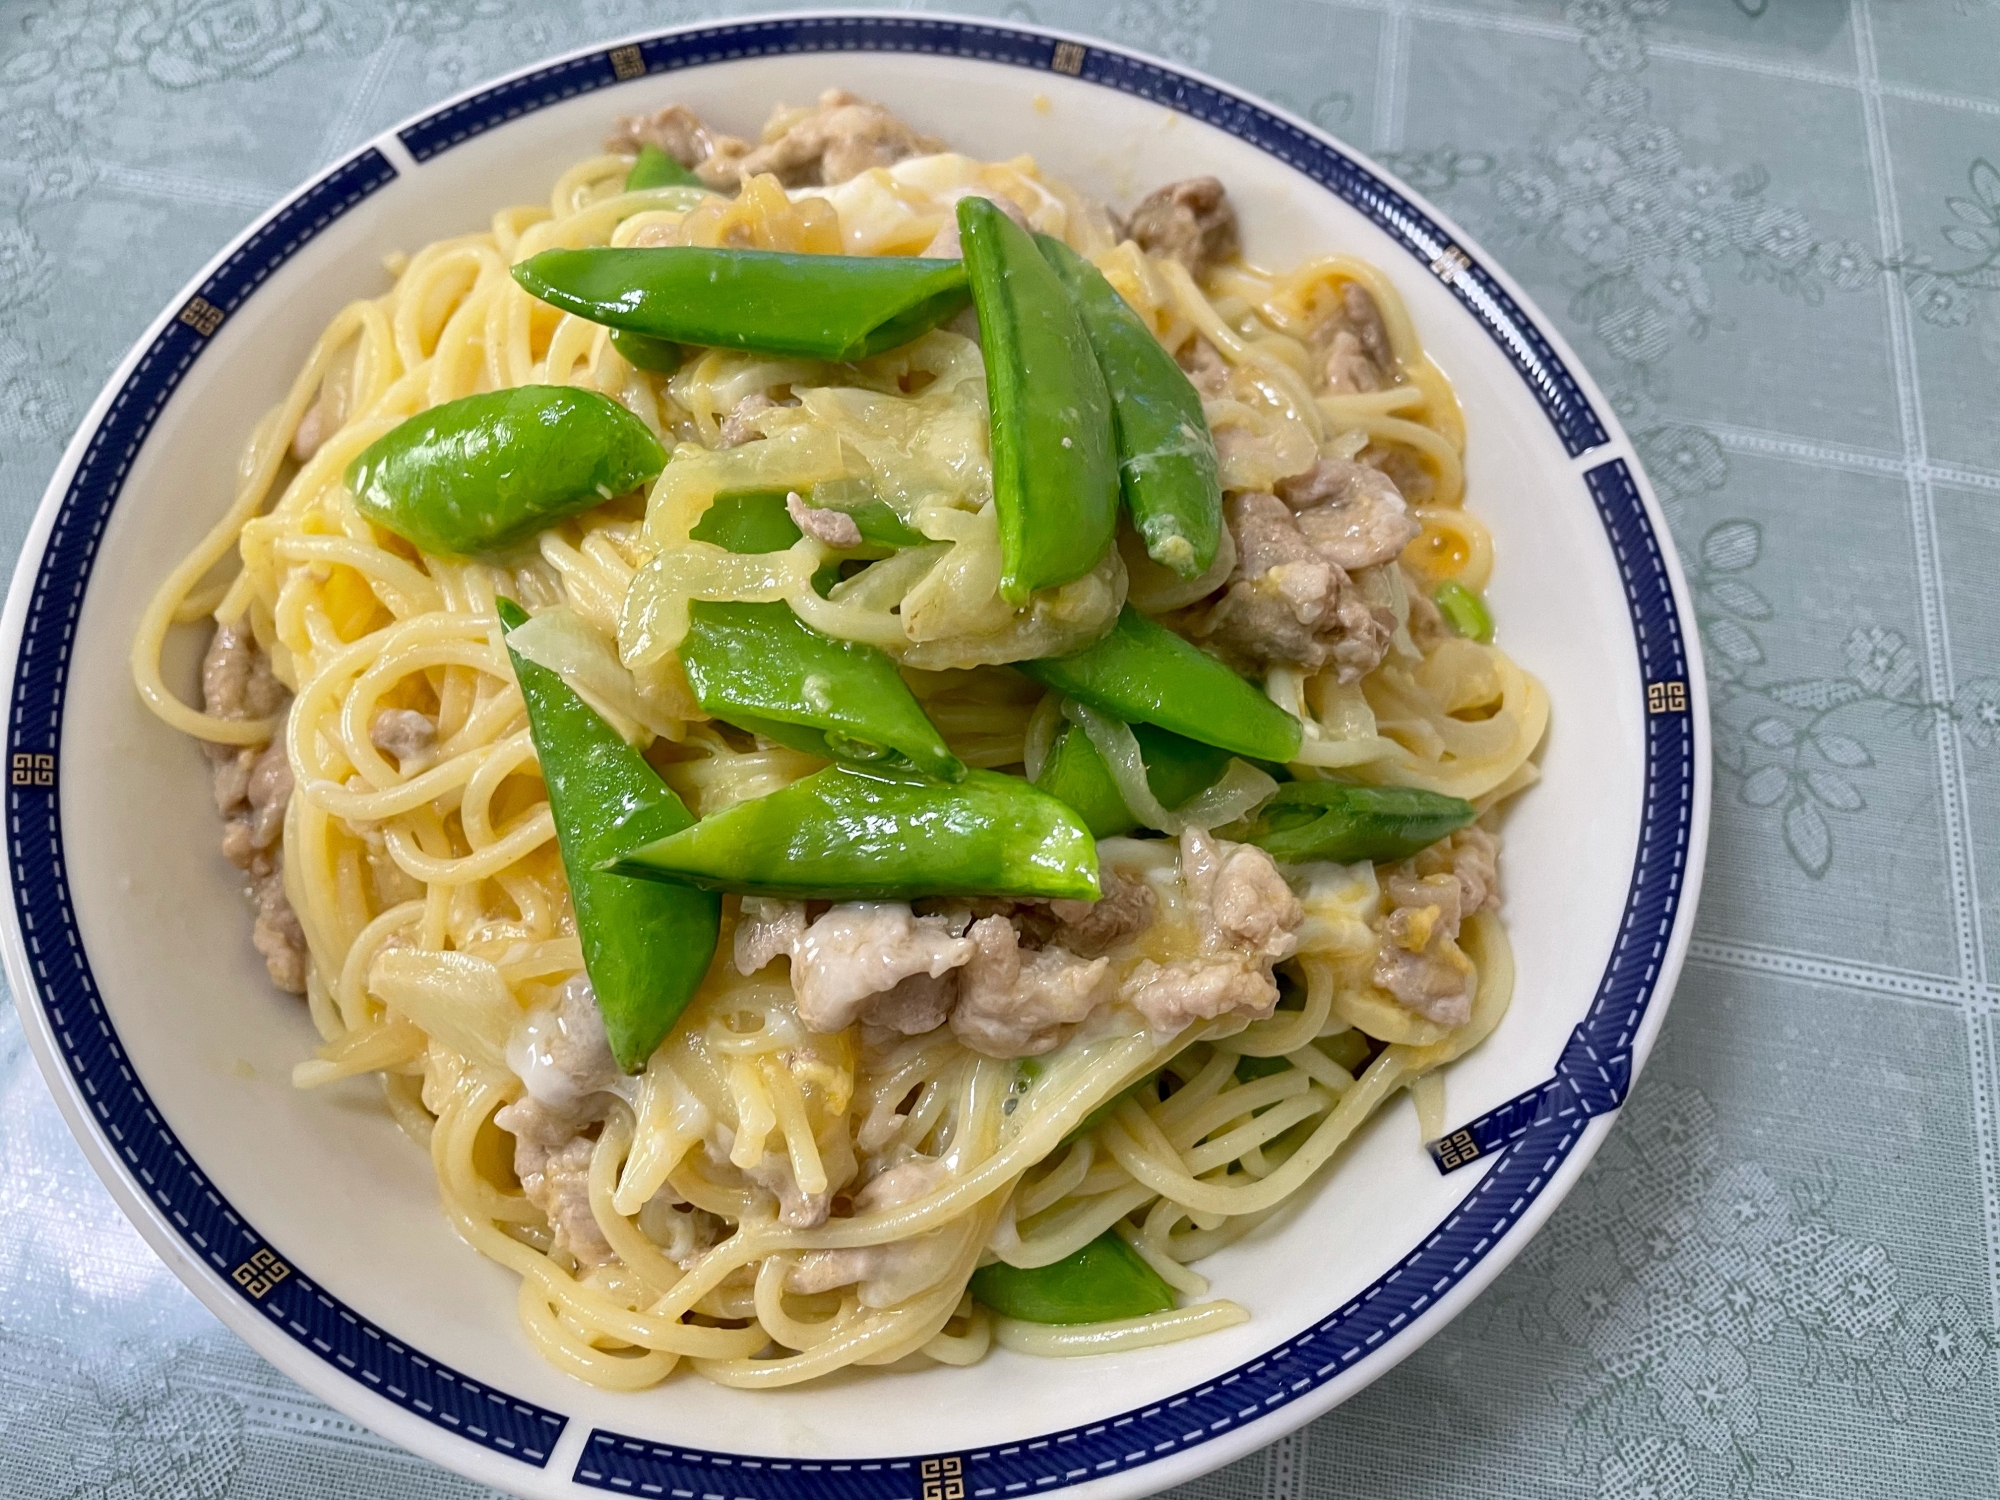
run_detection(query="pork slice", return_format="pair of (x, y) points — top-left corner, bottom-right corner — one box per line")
(1126, 176), (1239, 280)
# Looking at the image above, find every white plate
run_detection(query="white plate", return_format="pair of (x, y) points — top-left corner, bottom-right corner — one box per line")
(0, 12), (1708, 1499)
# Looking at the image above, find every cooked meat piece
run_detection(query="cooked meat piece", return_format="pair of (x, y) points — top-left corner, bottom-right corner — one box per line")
(742, 1150), (834, 1229)
(1126, 176), (1238, 280)
(1276, 457), (1421, 571)
(250, 871), (308, 994)
(607, 102), (712, 168)
(1369, 828), (1501, 1027)
(1407, 825), (1501, 914)
(508, 974), (623, 1113)
(1344, 283), (1393, 369)
(200, 620), (307, 993)
(718, 391), (778, 448)
(494, 1095), (617, 1268)
(1315, 283), (1395, 394)
(789, 903), (974, 1035)
(1183, 826), (1303, 963)
(949, 917), (1115, 1058)
(787, 1156), (955, 1306)
(369, 708), (436, 772)
(1046, 870), (1157, 957)
(202, 617), (287, 722)
(606, 102), (752, 192)
(1191, 491), (1393, 682)
(1125, 955), (1278, 1035)
(734, 898), (809, 976)
(731, 89), (943, 188)
(1178, 336), (1231, 399)
(920, 190), (1030, 258)
(786, 490), (862, 549)
(1124, 830), (1302, 1038)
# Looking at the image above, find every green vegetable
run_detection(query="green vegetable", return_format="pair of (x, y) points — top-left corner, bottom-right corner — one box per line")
(1434, 580), (1494, 643)
(958, 198), (1120, 603)
(625, 142), (702, 191)
(1037, 235), (1221, 580)
(969, 1231), (1175, 1324)
(1034, 719), (1234, 838)
(680, 490), (961, 778)
(512, 247), (972, 362)
(496, 598), (719, 1071)
(1019, 605), (1304, 763)
(609, 328), (684, 374)
(681, 603), (965, 780)
(1234, 1053), (1291, 1082)
(605, 765), (1100, 901)
(346, 386), (665, 557)
(689, 490), (804, 553)
(1230, 781), (1476, 864)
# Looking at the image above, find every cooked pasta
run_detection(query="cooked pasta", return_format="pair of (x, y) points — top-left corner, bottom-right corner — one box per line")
(133, 89), (1543, 1389)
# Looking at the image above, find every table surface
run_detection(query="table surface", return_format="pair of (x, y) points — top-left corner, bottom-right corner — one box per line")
(3, 1), (1997, 1496)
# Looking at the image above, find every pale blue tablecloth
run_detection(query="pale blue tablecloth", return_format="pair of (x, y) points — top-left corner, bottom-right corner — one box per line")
(3, 2), (1996, 1495)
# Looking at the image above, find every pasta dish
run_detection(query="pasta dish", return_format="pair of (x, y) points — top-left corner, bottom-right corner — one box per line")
(131, 90), (1546, 1389)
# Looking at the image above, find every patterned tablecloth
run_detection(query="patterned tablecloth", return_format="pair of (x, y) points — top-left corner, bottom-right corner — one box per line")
(3, 1), (1997, 1495)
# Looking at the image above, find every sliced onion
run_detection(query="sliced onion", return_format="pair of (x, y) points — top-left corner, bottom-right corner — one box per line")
(509, 604), (686, 744)
(1063, 700), (1276, 835)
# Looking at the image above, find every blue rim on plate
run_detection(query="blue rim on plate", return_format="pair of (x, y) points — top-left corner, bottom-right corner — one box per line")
(1, 13), (1701, 1496)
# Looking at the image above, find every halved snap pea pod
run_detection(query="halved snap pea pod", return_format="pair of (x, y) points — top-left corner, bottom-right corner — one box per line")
(1433, 580), (1494, 643)
(604, 765), (1100, 902)
(1034, 719), (1234, 838)
(679, 490), (962, 780)
(609, 328), (684, 374)
(1037, 234), (1222, 580)
(625, 142), (703, 191)
(958, 197), (1121, 603)
(512, 247), (973, 362)
(680, 602), (966, 781)
(969, 1231), (1175, 1324)
(1019, 605), (1303, 764)
(1229, 781), (1476, 864)
(497, 598), (719, 1071)
(346, 386), (665, 557)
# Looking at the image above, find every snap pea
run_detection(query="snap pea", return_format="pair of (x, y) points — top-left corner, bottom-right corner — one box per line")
(681, 603), (965, 780)
(512, 247), (972, 362)
(346, 386), (665, 556)
(625, 142), (702, 191)
(689, 489), (805, 553)
(1019, 605), (1303, 764)
(1034, 719), (1234, 838)
(1036, 235), (1222, 580)
(680, 491), (962, 779)
(609, 328), (684, 375)
(496, 598), (719, 1071)
(1229, 781), (1476, 864)
(958, 197), (1120, 603)
(1433, 580), (1494, 643)
(969, 1230), (1175, 1324)
(605, 765), (1099, 901)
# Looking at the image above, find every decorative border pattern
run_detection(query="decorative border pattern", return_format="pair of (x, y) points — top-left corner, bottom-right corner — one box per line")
(4, 151), (570, 1467)
(4, 16), (1692, 1498)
